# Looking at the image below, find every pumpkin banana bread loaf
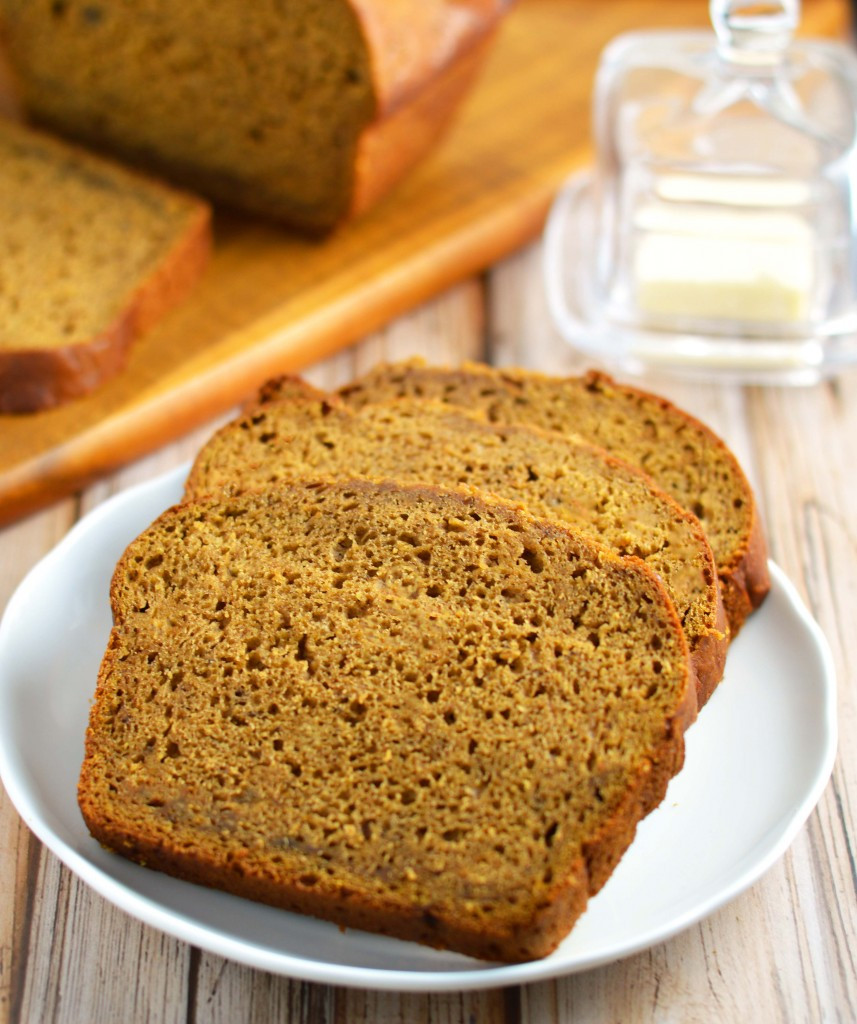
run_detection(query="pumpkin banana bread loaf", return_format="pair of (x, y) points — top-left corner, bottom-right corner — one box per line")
(339, 359), (770, 633)
(0, 0), (511, 232)
(185, 383), (726, 706)
(0, 117), (210, 413)
(79, 479), (695, 962)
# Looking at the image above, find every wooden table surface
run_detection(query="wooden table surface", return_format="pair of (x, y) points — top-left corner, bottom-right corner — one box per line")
(2, 240), (856, 1022)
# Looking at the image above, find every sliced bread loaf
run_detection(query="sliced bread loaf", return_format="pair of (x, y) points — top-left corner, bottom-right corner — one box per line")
(185, 383), (726, 706)
(0, 0), (510, 232)
(79, 479), (694, 962)
(339, 360), (770, 633)
(0, 118), (210, 412)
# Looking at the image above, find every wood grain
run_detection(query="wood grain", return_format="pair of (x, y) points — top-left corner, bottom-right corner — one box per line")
(0, 0), (846, 527)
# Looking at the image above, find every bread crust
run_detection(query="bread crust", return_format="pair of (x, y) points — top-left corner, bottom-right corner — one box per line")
(347, 0), (512, 218)
(350, 0), (512, 115)
(577, 369), (770, 635)
(350, 31), (499, 219)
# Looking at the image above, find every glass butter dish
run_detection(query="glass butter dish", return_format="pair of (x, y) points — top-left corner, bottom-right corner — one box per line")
(544, 0), (857, 384)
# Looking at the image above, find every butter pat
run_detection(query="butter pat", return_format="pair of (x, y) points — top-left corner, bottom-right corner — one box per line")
(632, 199), (815, 324)
(654, 173), (811, 209)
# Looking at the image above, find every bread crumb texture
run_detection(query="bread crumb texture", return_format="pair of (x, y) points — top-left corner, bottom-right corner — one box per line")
(79, 480), (693, 962)
(0, 0), (374, 228)
(185, 387), (726, 705)
(0, 118), (205, 353)
(0, 118), (210, 411)
(339, 360), (770, 631)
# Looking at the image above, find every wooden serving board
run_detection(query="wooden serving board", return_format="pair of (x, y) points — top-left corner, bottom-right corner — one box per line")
(0, 0), (847, 526)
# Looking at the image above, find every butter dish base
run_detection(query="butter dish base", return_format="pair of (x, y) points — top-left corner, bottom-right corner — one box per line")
(543, 171), (857, 386)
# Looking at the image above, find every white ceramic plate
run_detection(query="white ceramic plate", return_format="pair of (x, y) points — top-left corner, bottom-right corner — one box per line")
(0, 466), (837, 992)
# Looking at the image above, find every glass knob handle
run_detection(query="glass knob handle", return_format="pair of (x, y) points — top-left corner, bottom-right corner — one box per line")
(709, 0), (800, 60)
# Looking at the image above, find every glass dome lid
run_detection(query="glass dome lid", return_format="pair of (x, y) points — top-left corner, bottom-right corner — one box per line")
(544, 0), (857, 385)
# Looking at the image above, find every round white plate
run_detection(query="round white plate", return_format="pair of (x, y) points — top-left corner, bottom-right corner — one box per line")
(0, 466), (837, 992)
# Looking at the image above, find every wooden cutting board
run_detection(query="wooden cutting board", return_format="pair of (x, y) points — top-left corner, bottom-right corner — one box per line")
(0, 0), (847, 526)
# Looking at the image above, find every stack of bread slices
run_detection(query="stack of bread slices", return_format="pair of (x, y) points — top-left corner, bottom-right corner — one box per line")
(79, 360), (768, 962)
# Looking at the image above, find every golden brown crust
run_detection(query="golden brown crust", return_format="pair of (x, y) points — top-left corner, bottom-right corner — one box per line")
(77, 800), (592, 962)
(78, 804), (593, 961)
(350, 31), (499, 219)
(0, 323), (135, 414)
(691, 600), (729, 706)
(255, 374), (331, 407)
(347, 0), (512, 218)
(716, 492), (770, 637)
(129, 201), (211, 337)
(80, 480), (694, 962)
(349, 0), (512, 115)
(577, 368), (771, 631)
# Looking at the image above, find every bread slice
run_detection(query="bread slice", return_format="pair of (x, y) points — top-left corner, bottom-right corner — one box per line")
(339, 360), (770, 634)
(185, 382), (726, 707)
(79, 479), (694, 962)
(0, 118), (211, 412)
(0, 0), (510, 232)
